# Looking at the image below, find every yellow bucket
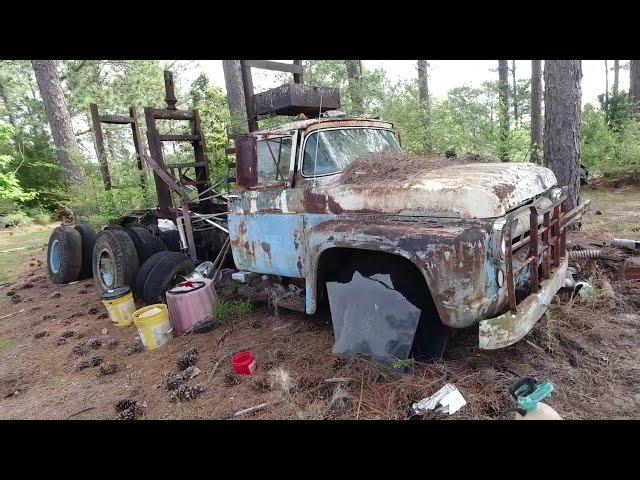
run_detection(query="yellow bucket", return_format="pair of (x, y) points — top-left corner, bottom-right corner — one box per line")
(132, 304), (172, 350)
(101, 286), (137, 327)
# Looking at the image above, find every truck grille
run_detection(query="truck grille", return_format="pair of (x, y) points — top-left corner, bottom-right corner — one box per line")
(503, 195), (568, 312)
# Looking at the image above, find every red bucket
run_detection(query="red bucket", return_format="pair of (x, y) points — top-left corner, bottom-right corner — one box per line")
(232, 351), (256, 375)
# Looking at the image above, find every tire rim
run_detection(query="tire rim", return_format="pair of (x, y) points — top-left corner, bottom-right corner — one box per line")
(98, 248), (115, 289)
(49, 239), (61, 274)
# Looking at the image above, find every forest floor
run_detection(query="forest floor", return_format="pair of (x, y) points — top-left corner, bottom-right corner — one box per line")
(0, 182), (639, 420)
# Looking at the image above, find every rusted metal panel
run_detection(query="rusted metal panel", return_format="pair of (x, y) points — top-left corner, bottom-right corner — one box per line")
(253, 84), (340, 117)
(296, 162), (557, 219)
(235, 134), (258, 188)
(479, 258), (567, 349)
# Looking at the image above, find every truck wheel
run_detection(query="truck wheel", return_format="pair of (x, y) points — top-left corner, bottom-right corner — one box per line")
(74, 224), (97, 279)
(124, 226), (167, 265)
(159, 230), (181, 252)
(142, 253), (195, 304)
(104, 224), (124, 231)
(134, 251), (175, 300)
(47, 226), (83, 284)
(92, 229), (140, 293)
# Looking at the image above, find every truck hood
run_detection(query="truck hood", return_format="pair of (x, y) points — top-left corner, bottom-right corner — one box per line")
(316, 162), (557, 218)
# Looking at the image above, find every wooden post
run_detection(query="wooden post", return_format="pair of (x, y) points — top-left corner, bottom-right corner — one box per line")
(240, 61), (258, 132)
(144, 107), (174, 218)
(129, 106), (146, 194)
(89, 103), (112, 190)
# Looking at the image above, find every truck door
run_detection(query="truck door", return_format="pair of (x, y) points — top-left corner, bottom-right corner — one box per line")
(228, 132), (306, 278)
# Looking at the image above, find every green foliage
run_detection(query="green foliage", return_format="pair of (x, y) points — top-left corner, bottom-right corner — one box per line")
(211, 299), (254, 325)
(1, 211), (31, 227)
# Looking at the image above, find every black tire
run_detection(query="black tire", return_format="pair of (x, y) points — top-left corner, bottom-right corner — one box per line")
(47, 226), (83, 284)
(74, 224), (97, 279)
(159, 230), (182, 252)
(142, 253), (195, 304)
(124, 226), (167, 266)
(134, 251), (175, 300)
(104, 224), (124, 231)
(92, 229), (140, 293)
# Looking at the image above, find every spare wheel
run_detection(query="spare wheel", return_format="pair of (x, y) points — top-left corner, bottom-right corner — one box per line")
(47, 226), (83, 284)
(92, 229), (140, 293)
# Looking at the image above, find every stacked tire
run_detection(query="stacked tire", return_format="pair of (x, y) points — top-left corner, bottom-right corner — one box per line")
(92, 229), (140, 293)
(47, 224), (97, 284)
(134, 251), (195, 305)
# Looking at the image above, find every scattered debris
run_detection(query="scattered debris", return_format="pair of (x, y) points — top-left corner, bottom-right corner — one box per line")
(411, 383), (467, 416)
(165, 366), (201, 391)
(89, 355), (103, 367)
(88, 339), (102, 349)
(169, 383), (205, 402)
(88, 307), (99, 315)
(28, 306), (41, 313)
(0, 308), (25, 320)
(34, 331), (49, 339)
(6, 289), (16, 296)
(60, 330), (75, 338)
(569, 249), (602, 260)
(56, 337), (67, 346)
(268, 367), (295, 394)
(250, 377), (271, 393)
(99, 363), (118, 376)
(229, 402), (268, 418)
(50, 292), (61, 299)
(72, 342), (88, 357)
(223, 373), (238, 387)
(21, 282), (34, 290)
(261, 361), (274, 372)
(106, 338), (119, 349)
(274, 349), (286, 363)
(251, 320), (262, 329)
(97, 312), (109, 320)
(176, 348), (199, 371)
(43, 314), (55, 321)
(328, 385), (352, 413)
(124, 344), (144, 356)
(11, 294), (23, 304)
(78, 289), (88, 294)
(67, 312), (83, 319)
(101, 327), (108, 335)
(611, 238), (640, 251)
(115, 398), (143, 420)
(68, 406), (95, 418)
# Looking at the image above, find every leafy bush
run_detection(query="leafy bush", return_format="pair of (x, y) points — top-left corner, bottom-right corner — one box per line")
(1, 211), (31, 227)
(26, 207), (53, 225)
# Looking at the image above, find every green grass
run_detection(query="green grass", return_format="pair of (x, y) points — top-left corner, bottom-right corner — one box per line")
(581, 187), (640, 237)
(212, 299), (254, 326)
(0, 226), (53, 283)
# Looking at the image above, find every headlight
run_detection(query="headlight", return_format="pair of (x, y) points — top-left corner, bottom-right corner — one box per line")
(500, 237), (506, 258)
(549, 186), (563, 202)
(497, 269), (505, 287)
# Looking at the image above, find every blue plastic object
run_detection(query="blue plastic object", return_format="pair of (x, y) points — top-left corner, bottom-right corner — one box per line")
(515, 381), (554, 412)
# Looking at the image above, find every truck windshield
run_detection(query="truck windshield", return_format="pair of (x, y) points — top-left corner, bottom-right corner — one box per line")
(302, 128), (400, 176)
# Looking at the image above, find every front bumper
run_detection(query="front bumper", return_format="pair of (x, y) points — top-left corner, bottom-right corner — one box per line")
(478, 257), (567, 350)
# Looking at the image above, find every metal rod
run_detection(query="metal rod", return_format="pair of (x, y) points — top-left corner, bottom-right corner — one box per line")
(542, 211), (551, 279)
(528, 206), (539, 293)
(182, 203), (198, 260)
(504, 219), (517, 313)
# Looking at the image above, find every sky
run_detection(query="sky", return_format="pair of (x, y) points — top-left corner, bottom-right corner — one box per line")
(186, 60), (629, 108)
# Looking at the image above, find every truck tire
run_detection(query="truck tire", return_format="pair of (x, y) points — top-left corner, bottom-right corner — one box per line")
(104, 224), (124, 231)
(74, 224), (97, 279)
(92, 229), (140, 293)
(134, 251), (174, 300)
(159, 230), (181, 252)
(124, 226), (167, 265)
(142, 253), (195, 304)
(47, 226), (83, 284)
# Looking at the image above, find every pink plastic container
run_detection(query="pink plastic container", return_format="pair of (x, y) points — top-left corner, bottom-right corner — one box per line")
(232, 351), (256, 375)
(166, 279), (218, 335)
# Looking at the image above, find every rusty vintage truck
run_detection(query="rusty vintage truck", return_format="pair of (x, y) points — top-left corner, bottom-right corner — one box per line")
(227, 111), (588, 364)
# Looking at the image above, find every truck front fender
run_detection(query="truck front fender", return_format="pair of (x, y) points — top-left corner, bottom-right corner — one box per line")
(304, 215), (496, 328)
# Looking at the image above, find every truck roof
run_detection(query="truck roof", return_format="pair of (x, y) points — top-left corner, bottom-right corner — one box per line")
(254, 115), (394, 136)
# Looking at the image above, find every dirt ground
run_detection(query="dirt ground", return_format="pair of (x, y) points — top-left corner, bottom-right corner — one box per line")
(0, 183), (639, 420)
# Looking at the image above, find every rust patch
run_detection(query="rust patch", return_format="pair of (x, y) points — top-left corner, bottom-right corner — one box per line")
(492, 182), (516, 199)
(261, 242), (272, 258)
(302, 190), (327, 213)
(327, 196), (344, 214)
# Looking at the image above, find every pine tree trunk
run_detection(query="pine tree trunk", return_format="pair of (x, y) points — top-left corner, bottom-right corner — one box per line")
(417, 60), (431, 153)
(0, 79), (18, 131)
(512, 60), (518, 127)
(498, 60), (510, 161)
(530, 60), (543, 165)
(543, 60), (582, 213)
(32, 60), (86, 187)
(604, 60), (609, 118)
(630, 60), (640, 116)
(613, 60), (619, 96)
(222, 60), (249, 134)
(345, 60), (364, 114)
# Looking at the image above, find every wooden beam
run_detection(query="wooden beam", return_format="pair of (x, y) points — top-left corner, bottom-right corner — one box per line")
(99, 114), (134, 124)
(245, 60), (304, 75)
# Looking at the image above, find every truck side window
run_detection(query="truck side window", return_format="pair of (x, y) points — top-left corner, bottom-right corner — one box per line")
(257, 137), (292, 183)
